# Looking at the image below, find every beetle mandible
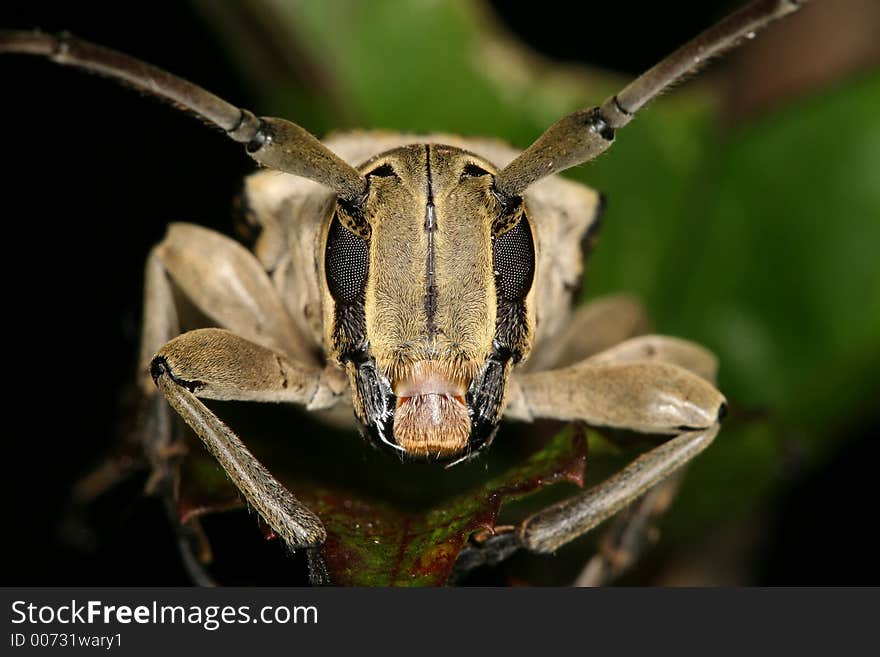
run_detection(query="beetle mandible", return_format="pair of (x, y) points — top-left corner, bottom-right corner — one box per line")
(0, 0), (806, 584)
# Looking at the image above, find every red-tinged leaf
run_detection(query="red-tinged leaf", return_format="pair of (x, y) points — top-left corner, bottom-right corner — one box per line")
(176, 425), (586, 586)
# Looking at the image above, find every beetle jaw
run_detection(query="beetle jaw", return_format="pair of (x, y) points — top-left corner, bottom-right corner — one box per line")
(392, 361), (472, 459)
(348, 356), (506, 463)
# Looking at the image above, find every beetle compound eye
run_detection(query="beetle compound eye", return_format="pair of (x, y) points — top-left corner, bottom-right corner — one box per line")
(325, 213), (369, 304)
(493, 214), (535, 302)
(461, 162), (491, 179)
(366, 163), (398, 178)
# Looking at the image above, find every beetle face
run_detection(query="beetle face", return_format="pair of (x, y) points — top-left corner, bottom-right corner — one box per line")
(323, 144), (536, 462)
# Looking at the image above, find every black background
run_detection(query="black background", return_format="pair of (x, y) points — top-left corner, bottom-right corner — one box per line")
(0, 1), (876, 586)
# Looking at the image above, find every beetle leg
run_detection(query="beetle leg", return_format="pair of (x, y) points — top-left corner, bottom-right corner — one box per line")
(450, 426), (713, 582)
(132, 227), (346, 580)
(148, 222), (320, 365)
(151, 328), (343, 554)
(582, 334), (719, 383)
(453, 339), (722, 580)
(136, 242), (184, 493)
(516, 426), (719, 554)
(526, 294), (650, 371)
(502, 341), (725, 554)
(522, 335), (719, 579)
(522, 295), (714, 577)
(137, 222), (335, 486)
(507, 338), (725, 432)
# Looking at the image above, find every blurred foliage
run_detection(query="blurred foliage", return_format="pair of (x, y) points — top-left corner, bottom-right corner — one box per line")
(194, 0), (880, 583)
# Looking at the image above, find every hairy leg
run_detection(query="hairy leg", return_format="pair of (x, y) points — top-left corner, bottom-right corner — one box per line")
(151, 328), (343, 555)
(454, 340), (725, 578)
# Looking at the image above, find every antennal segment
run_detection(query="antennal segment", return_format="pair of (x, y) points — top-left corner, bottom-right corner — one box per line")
(0, 30), (367, 201)
(495, 0), (806, 199)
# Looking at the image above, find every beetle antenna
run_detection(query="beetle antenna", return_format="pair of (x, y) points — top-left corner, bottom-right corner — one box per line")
(0, 30), (367, 202)
(495, 0), (807, 199)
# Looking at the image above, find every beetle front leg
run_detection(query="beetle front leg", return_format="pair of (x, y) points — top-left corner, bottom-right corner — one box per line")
(517, 426), (719, 554)
(454, 349), (723, 581)
(150, 328), (343, 566)
(508, 344), (725, 433)
(504, 344), (725, 553)
(453, 424), (718, 582)
(136, 222), (330, 487)
(561, 336), (720, 582)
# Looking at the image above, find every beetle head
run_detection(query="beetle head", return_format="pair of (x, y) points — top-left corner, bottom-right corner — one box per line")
(322, 144), (535, 463)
